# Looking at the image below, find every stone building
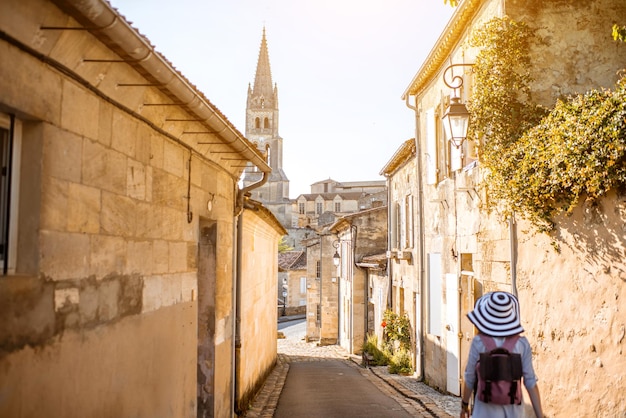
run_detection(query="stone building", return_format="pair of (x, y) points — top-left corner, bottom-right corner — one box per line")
(304, 206), (387, 351)
(0, 1), (284, 417)
(379, 138), (419, 366)
(330, 206), (388, 355)
(242, 29), (292, 229)
(277, 250), (307, 316)
(293, 178), (387, 230)
(399, 0), (626, 415)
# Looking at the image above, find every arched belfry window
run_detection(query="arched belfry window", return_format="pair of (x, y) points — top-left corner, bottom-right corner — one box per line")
(255, 118), (260, 129)
(264, 118), (270, 129)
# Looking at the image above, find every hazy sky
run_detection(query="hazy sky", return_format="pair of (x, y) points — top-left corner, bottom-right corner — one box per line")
(108, 0), (455, 197)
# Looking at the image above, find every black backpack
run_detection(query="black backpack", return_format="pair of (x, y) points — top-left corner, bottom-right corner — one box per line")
(475, 334), (523, 405)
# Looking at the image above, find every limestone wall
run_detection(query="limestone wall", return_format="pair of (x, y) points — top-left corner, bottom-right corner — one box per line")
(0, 0), (251, 416)
(236, 208), (281, 412)
(409, 0), (626, 409)
(515, 192), (626, 417)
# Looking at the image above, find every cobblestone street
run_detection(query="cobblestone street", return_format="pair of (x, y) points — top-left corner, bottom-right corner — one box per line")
(244, 318), (461, 417)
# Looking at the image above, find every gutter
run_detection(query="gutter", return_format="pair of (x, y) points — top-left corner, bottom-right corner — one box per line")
(51, 0), (271, 177)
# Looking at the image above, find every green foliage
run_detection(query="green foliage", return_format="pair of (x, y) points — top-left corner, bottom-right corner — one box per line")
(497, 76), (626, 230)
(468, 17), (545, 225)
(468, 17), (546, 153)
(613, 24), (626, 42)
(388, 349), (413, 375)
(278, 236), (293, 253)
(381, 310), (414, 374)
(362, 334), (389, 366)
(470, 17), (626, 232)
(382, 310), (412, 351)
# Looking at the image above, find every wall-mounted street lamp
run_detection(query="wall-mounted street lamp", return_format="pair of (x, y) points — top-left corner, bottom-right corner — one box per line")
(442, 63), (473, 149)
(332, 240), (340, 267)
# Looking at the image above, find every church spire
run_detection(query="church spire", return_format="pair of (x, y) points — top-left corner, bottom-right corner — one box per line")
(251, 27), (275, 108)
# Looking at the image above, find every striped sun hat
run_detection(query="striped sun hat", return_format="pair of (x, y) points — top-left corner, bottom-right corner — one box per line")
(467, 291), (524, 337)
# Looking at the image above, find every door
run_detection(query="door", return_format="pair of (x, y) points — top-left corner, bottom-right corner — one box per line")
(445, 273), (460, 395)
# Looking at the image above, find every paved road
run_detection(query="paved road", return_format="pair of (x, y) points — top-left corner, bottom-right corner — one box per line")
(246, 318), (457, 417)
(274, 359), (415, 418)
(277, 317), (306, 339)
(272, 318), (422, 418)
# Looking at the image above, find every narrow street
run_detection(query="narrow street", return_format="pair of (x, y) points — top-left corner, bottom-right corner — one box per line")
(244, 317), (460, 418)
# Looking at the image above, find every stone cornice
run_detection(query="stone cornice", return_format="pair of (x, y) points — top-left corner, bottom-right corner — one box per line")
(379, 138), (416, 176)
(402, 0), (483, 98)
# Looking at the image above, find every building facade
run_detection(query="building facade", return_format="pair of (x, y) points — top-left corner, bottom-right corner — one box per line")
(0, 1), (283, 417)
(400, 0), (626, 415)
(379, 138), (421, 372)
(278, 250), (307, 316)
(293, 178), (387, 229)
(330, 207), (388, 355)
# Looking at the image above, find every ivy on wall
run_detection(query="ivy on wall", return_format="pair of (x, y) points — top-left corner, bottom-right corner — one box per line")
(469, 17), (626, 232)
(501, 75), (626, 231)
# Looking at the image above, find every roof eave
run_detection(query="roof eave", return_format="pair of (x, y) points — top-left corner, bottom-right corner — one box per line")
(402, 0), (484, 100)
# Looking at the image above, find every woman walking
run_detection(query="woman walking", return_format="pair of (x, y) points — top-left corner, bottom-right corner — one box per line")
(459, 291), (543, 418)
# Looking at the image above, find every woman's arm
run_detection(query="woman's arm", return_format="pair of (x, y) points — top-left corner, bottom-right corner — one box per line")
(459, 383), (473, 418)
(526, 383), (543, 418)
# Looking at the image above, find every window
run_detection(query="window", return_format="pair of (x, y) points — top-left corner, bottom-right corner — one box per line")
(299, 202), (305, 214)
(0, 112), (22, 274)
(404, 194), (414, 248)
(264, 117), (270, 129)
(300, 277), (306, 294)
(399, 200), (406, 249)
(425, 108), (438, 185)
(315, 260), (321, 278)
(390, 200), (399, 250)
(316, 202), (323, 215)
(255, 117), (260, 129)
(428, 253), (442, 337)
(0, 122), (10, 265)
(334, 202), (341, 212)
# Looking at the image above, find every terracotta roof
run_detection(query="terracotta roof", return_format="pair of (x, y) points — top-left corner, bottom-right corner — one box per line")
(278, 251), (307, 271)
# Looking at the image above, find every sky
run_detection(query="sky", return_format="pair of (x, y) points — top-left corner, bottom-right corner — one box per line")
(108, 0), (455, 197)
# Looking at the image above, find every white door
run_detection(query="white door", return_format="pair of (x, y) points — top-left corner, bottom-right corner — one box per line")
(446, 273), (460, 395)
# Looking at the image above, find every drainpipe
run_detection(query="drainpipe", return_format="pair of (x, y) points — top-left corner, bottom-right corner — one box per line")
(384, 175), (393, 309)
(405, 93), (426, 380)
(509, 213), (518, 297)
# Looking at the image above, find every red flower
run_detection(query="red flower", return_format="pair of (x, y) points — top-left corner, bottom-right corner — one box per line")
(381, 321), (387, 328)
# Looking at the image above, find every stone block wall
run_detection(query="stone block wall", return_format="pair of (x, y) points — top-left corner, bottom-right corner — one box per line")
(0, 0), (250, 416)
(409, 0), (626, 411)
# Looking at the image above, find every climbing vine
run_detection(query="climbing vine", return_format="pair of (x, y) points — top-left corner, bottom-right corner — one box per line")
(469, 17), (626, 232)
(500, 75), (626, 230)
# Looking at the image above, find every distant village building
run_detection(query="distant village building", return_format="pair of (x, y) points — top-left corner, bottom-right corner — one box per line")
(304, 206), (388, 349)
(278, 251), (307, 316)
(293, 178), (387, 230)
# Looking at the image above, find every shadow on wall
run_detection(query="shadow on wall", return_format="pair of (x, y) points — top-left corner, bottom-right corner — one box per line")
(553, 189), (626, 281)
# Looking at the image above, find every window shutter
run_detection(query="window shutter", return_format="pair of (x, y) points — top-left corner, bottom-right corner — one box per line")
(425, 108), (438, 185)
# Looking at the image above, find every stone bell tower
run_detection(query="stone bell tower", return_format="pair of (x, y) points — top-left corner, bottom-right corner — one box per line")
(242, 27), (291, 228)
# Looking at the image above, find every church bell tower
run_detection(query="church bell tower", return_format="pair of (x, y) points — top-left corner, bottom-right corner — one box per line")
(242, 28), (291, 227)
